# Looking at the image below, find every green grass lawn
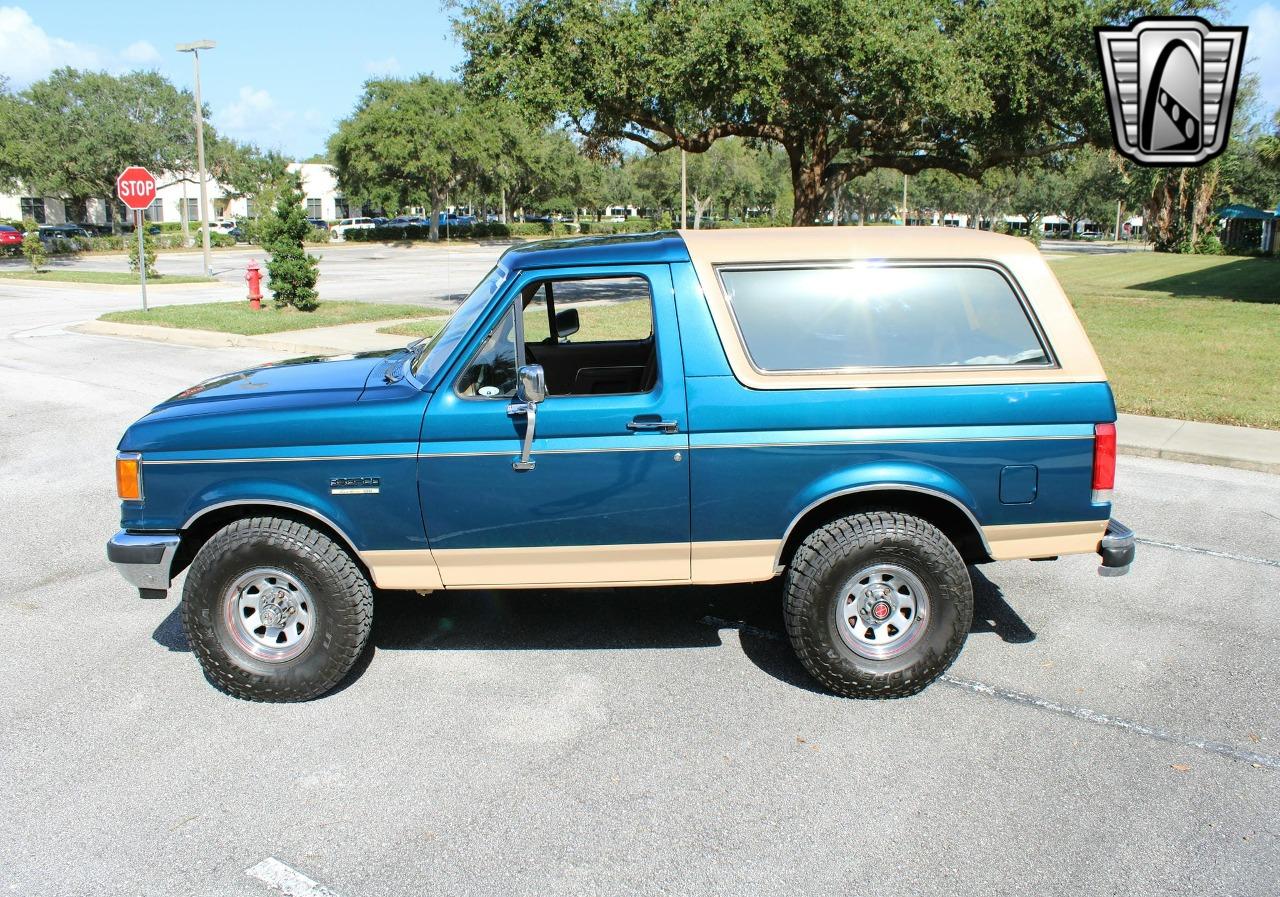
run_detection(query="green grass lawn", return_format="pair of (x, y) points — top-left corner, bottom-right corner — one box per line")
(1053, 253), (1280, 429)
(1, 270), (217, 285)
(102, 301), (447, 336)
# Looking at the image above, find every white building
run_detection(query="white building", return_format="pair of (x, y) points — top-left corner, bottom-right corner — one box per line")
(0, 162), (347, 226)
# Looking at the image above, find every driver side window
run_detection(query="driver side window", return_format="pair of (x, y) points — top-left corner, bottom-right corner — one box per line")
(456, 307), (517, 399)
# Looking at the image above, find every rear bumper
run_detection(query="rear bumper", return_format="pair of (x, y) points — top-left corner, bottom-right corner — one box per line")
(106, 531), (180, 591)
(1097, 518), (1135, 577)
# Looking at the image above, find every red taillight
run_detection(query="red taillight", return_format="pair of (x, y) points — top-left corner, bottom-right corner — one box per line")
(1092, 422), (1116, 503)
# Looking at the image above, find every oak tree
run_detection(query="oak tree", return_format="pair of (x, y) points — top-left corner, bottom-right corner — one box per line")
(456, 0), (1201, 225)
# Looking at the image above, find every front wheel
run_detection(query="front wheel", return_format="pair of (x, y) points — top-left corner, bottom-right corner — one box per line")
(181, 516), (373, 702)
(784, 511), (973, 699)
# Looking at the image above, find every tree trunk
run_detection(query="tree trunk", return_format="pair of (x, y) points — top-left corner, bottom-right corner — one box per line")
(693, 194), (712, 229)
(429, 189), (442, 243)
(787, 136), (833, 227)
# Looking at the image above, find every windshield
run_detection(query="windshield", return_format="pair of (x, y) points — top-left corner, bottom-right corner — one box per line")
(410, 265), (508, 382)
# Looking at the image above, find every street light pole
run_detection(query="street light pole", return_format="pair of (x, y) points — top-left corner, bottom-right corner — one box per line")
(177, 40), (216, 276)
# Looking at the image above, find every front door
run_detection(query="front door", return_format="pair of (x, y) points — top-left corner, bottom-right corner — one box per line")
(419, 264), (691, 587)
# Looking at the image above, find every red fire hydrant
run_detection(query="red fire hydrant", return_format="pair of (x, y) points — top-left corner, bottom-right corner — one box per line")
(245, 260), (263, 310)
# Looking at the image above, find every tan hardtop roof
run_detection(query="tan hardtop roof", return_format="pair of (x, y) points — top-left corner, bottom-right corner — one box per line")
(679, 226), (1038, 265)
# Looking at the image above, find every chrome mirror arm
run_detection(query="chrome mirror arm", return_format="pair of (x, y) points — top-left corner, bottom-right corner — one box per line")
(507, 401), (537, 471)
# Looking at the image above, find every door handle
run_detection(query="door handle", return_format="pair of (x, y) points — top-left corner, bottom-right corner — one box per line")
(627, 418), (679, 434)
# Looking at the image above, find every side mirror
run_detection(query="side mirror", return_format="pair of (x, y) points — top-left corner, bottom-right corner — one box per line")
(517, 364), (546, 405)
(553, 308), (580, 340)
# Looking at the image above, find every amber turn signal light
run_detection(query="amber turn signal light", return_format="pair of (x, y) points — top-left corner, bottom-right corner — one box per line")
(116, 453), (142, 501)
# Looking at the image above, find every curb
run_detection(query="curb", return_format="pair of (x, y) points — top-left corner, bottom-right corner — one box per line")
(68, 319), (386, 357)
(0, 277), (232, 292)
(1115, 413), (1280, 476)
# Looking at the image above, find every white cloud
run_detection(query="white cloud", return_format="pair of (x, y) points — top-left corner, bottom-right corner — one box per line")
(0, 7), (171, 85)
(364, 55), (400, 75)
(214, 85), (304, 150)
(217, 86), (281, 130)
(0, 6), (100, 83)
(1245, 3), (1280, 114)
(120, 40), (160, 66)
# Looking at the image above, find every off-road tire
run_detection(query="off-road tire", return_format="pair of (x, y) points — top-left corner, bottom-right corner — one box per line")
(181, 516), (373, 702)
(784, 511), (972, 699)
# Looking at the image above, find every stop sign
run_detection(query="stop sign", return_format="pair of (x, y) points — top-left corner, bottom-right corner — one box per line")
(116, 166), (157, 211)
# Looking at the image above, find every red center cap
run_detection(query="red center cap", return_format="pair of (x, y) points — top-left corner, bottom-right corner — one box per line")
(871, 600), (892, 621)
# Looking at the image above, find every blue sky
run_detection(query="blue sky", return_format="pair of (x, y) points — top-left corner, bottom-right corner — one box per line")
(2, 1), (1277, 159)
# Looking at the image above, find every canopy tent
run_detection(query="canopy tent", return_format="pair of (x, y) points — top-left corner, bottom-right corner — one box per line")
(1215, 204), (1277, 252)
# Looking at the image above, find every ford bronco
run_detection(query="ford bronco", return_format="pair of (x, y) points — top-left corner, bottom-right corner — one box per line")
(108, 228), (1135, 701)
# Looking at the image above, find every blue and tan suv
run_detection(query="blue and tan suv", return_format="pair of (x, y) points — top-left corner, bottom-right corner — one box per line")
(107, 228), (1134, 701)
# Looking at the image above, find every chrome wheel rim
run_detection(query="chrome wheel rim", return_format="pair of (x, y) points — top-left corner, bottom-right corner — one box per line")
(223, 568), (315, 663)
(836, 564), (930, 660)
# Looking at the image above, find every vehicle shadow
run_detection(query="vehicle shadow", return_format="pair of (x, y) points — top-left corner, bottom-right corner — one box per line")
(151, 566), (1035, 696)
(1128, 256), (1279, 304)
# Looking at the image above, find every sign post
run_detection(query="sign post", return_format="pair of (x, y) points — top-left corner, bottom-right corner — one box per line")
(116, 166), (158, 311)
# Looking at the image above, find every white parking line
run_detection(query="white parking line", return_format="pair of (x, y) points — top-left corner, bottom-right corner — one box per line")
(246, 857), (346, 897)
(1136, 537), (1280, 570)
(941, 675), (1280, 770)
(701, 615), (1280, 770)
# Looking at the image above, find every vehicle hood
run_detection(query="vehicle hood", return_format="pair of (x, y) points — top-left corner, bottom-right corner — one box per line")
(159, 350), (400, 409)
(118, 348), (428, 455)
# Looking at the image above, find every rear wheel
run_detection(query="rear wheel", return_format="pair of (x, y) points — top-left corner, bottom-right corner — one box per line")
(784, 511), (972, 698)
(181, 516), (373, 702)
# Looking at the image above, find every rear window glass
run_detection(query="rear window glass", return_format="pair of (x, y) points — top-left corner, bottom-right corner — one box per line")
(718, 265), (1051, 371)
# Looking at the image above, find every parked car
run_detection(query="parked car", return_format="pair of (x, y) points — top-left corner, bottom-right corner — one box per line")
(306, 218), (329, 231)
(0, 224), (24, 248)
(385, 215), (426, 228)
(39, 223), (92, 241)
(106, 228), (1134, 702)
(330, 217), (376, 240)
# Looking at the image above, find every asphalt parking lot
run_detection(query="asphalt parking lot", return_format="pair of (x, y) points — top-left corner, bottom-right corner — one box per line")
(0, 239), (505, 305)
(1, 260), (1277, 896)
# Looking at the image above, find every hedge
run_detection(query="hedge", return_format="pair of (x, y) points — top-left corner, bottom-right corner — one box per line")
(340, 218), (672, 243)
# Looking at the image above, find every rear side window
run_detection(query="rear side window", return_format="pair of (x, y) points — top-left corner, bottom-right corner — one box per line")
(717, 264), (1051, 372)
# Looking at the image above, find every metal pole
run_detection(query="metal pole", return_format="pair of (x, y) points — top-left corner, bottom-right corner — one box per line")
(188, 47), (214, 276)
(680, 150), (687, 230)
(1114, 199), (1122, 241)
(136, 210), (148, 312)
(902, 174), (909, 226)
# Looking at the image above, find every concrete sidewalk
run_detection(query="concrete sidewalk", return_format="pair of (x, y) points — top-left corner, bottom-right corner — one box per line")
(1116, 413), (1280, 475)
(68, 317), (1280, 476)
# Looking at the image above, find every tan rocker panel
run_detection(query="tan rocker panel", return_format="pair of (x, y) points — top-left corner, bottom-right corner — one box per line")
(680, 227), (1107, 390)
(981, 519), (1109, 561)
(361, 540), (782, 591)
(361, 524), (1105, 591)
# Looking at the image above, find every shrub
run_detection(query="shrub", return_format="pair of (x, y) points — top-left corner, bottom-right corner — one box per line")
(508, 221), (554, 237)
(209, 232), (236, 248)
(87, 235), (125, 252)
(128, 225), (158, 277)
(21, 218), (47, 272)
(303, 227), (330, 244)
(260, 187), (320, 311)
(1194, 231), (1224, 255)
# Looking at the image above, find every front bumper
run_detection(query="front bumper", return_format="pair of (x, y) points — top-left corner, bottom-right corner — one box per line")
(107, 531), (180, 593)
(1097, 518), (1135, 577)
